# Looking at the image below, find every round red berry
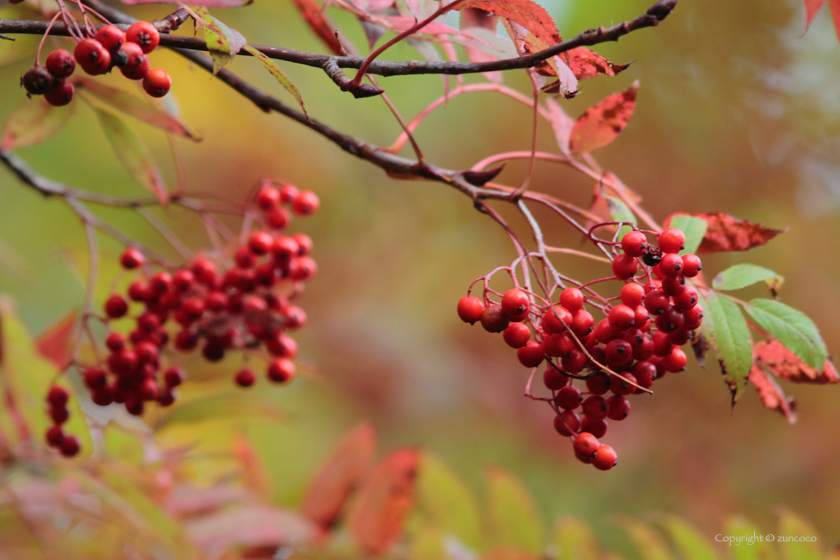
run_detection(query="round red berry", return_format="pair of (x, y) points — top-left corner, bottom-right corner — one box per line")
(610, 372), (637, 396)
(658, 227), (685, 254)
(46, 425), (65, 447)
(655, 307), (685, 333)
(542, 305), (572, 334)
(22, 66), (54, 95)
(662, 347), (688, 372)
(256, 184), (281, 211)
(516, 341), (545, 368)
(611, 253), (638, 280)
(501, 288), (530, 321)
(95, 25), (125, 52)
(503, 323), (530, 348)
(543, 367), (569, 391)
(47, 386), (69, 408)
(46, 49), (76, 79)
(606, 395), (630, 421)
(235, 368), (257, 387)
(582, 395), (608, 421)
(266, 207), (290, 229)
(586, 371), (611, 395)
(60, 435), (80, 457)
(118, 42), (148, 79)
(105, 294), (129, 318)
(608, 304), (635, 331)
(83, 366), (108, 389)
(126, 21), (160, 54)
(661, 275), (687, 297)
(291, 190), (320, 216)
(480, 305), (509, 333)
(592, 444), (617, 470)
(593, 319), (616, 344)
(555, 385), (582, 410)
(604, 339), (633, 368)
(455, 296), (482, 324)
(267, 358), (295, 383)
(681, 254), (702, 277)
(673, 285), (698, 311)
(120, 247), (145, 269)
(643, 290), (669, 316)
(572, 432), (600, 457)
(248, 231), (273, 255)
(143, 68), (171, 97)
(658, 253), (683, 277)
(74, 38), (111, 75)
(44, 80), (74, 106)
(561, 349), (588, 373)
(620, 283), (645, 308)
(553, 410), (579, 437)
(559, 287), (584, 313)
(621, 230), (647, 257)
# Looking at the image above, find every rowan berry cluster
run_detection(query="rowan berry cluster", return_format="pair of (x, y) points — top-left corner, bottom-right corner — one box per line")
(44, 182), (319, 456)
(457, 227), (703, 470)
(22, 21), (170, 107)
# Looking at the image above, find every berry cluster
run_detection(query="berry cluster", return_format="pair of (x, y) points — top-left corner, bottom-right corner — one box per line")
(22, 21), (170, 107)
(457, 227), (703, 470)
(46, 182), (320, 456)
(44, 386), (80, 457)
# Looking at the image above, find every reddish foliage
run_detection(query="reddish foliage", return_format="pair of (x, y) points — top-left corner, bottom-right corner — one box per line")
(749, 365), (797, 424)
(667, 212), (786, 253)
(301, 422), (377, 529)
(563, 47), (630, 80)
(347, 448), (419, 554)
(34, 312), (75, 370)
(459, 0), (560, 46)
(753, 340), (840, 384)
(569, 82), (638, 154)
(290, 0), (344, 56)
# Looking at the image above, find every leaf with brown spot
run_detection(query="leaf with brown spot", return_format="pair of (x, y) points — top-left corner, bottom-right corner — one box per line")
(748, 365), (797, 424)
(569, 82), (638, 154)
(347, 448), (419, 555)
(291, 0), (344, 55)
(691, 331), (708, 369)
(562, 47), (630, 81)
(679, 212), (786, 253)
(753, 340), (839, 384)
(302, 422), (377, 529)
(34, 311), (76, 370)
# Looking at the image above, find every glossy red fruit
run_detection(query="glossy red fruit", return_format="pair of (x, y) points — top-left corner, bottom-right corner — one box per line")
(593, 318), (616, 344)
(202, 340), (225, 362)
(83, 366), (108, 389)
(47, 386), (69, 408)
(480, 305), (509, 333)
(265, 206), (290, 229)
(673, 285), (698, 310)
(95, 24), (125, 52)
(74, 38), (111, 75)
(164, 366), (186, 387)
(611, 253), (638, 280)
(503, 322), (530, 348)
(655, 307), (685, 333)
(267, 358), (295, 383)
(571, 309), (595, 337)
(592, 444), (617, 470)
(293, 233), (313, 256)
(46, 425), (65, 447)
(60, 435), (80, 457)
(150, 271), (173, 294)
(605, 339), (633, 368)
(681, 254), (702, 277)
(555, 385), (582, 410)
(632, 361), (657, 388)
(517, 341), (545, 368)
(543, 367), (569, 391)
(553, 410), (580, 437)
(46, 49), (76, 79)
(457, 296), (484, 324)
(633, 333), (655, 361)
(248, 231), (274, 256)
(266, 332), (298, 358)
(620, 283), (645, 308)
(580, 416), (608, 438)
(256, 184), (281, 211)
(126, 21), (160, 54)
(608, 304), (635, 331)
(644, 290), (670, 316)
(585, 371), (611, 395)
(659, 253), (684, 277)
(561, 349), (587, 373)
(606, 395), (630, 421)
(582, 395), (608, 421)
(291, 190), (320, 216)
(662, 347), (687, 372)
(542, 305), (572, 334)
(501, 288), (530, 321)
(175, 330), (199, 351)
(658, 227), (685, 254)
(235, 368), (256, 387)
(610, 372), (637, 396)
(104, 294), (129, 318)
(118, 42), (148, 79)
(661, 275), (686, 297)
(620, 230), (647, 257)
(683, 305), (704, 330)
(120, 247), (144, 269)
(143, 68), (171, 97)
(44, 80), (74, 106)
(559, 287), (584, 313)
(22, 66), (54, 95)
(572, 432), (600, 457)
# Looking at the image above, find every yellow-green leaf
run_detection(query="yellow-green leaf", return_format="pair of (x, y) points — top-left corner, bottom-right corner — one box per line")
(484, 467), (543, 555)
(555, 518), (599, 560)
(242, 45), (307, 118)
(1, 96), (74, 150)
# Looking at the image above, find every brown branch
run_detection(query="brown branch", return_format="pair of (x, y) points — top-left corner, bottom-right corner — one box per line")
(0, 0), (676, 78)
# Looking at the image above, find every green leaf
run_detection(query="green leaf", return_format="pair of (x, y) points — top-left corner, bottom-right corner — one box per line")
(484, 467), (544, 555)
(605, 195), (636, 240)
(659, 515), (719, 560)
(156, 392), (285, 430)
(666, 214), (708, 255)
(417, 452), (483, 551)
(242, 45), (307, 118)
(554, 518), (599, 560)
(76, 77), (201, 140)
(1, 96), (74, 150)
(409, 525), (448, 560)
(724, 516), (777, 560)
(617, 517), (672, 560)
(704, 291), (752, 402)
(776, 510), (821, 560)
(743, 299), (827, 370)
(93, 107), (167, 203)
(712, 264), (784, 292)
(189, 7), (247, 74)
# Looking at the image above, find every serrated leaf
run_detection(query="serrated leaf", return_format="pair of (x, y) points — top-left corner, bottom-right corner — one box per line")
(457, 0), (560, 46)
(417, 452), (483, 551)
(242, 45), (307, 118)
(748, 365), (797, 424)
(659, 516), (719, 560)
(555, 518), (599, 560)
(776, 510), (822, 560)
(484, 467), (543, 555)
(677, 212), (785, 253)
(570, 82), (638, 154)
(704, 292), (752, 403)
(712, 264), (783, 292)
(665, 214), (709, 255)
(743, 299), (826, 370)
(76, 77), (200, 140)
(93, 107), (167, 204)
(1, 96), (74, 150)
(725, 516), (777, 560)
(753, 340), (839, 384)
(617, 517), (672, 560)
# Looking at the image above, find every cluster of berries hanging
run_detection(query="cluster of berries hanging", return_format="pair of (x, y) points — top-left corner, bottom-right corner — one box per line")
(21, 21), (170, 107)
(457, 227), (704, 470)
(45, 182), (320, 457)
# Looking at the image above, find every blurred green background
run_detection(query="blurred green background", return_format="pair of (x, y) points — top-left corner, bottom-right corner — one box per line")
(1, 0), (839, 555)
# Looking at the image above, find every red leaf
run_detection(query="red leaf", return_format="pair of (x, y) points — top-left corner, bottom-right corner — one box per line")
(804, 0), (829, 32)
(754, 340), (840, 384)
(675, 212), (786, 253)
(563, 47), (630, 81)
(830, 0), (840, 42)
(291, 0), (344, 56)
(185, 506), (317, 553)
(347, 448), (419, 554)
(34, 312), (75, 370)
(458, 0), (560, 46)
(234, 432), (273, 496)
(748, 365), (797, 424)
(569, 82), (638, 154)
(302, 422), (377, 529)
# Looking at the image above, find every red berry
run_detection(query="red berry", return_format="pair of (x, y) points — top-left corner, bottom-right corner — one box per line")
(620, 230), (647, 257)
(83, 366), (108, 389)
(256, 184), (281, 211)
(480, 305), (509, 333)
(157, 388), (176, 407)
(611, 253), (638, 280)
(120, 247), (145, 269)
(125, 397), (144, 416)
(673, 285), (698, 310)
(202, 340), (226, 362)
(561, 349), (588, 373)
(44, 79), (74, 106)
(661, 275), (687, 297)
(60, 435), (80, 457)
(163, 366), (185, 387)
(47, 386), (69, 408)
(175, 330), (199, 351)
(592, 444), (617, 470)
(267, 358), (295, 383)
(573, 432), (600, 457)
(659, 253), (684, 277)
(632, 333), (655, 361)
(235, 368), (256, 387)
(46, 425), (64, 447)
(22, 66), (54, 95)
(553, 411), (579, 437)
(516, 341), (545, 368)
(681, 254), (702, 277)
(266, 206), (290, 229)
(105, 294), (129, 318)
(191, 258), (218, 285)
(542, 305), (572, 334)
(95, 25), (125, 52)
(293, 233), (313, 256)
(543, 367), (569, 391)
(683, 305), (704, 330)
(248, 231), (273, 255)
(606, 395), (630, 421)
(608, 304), (635, 331)
(143, 68), (171, 98)
(586, 371), (611, 395)
(610, 372), (637, 396)
(632, 361), (657, 388)
(285, 306), (307, 329)
(658, 227), (686, 254)
(290, 190), (319, 216)
(655, 307), (685, 333)
(593, 318), (616, 344)
(128, 280), (150, 302)
(605, 339), (633, 368)
(652, 332), (675, 358)
(150, 271), (173, 294)
(620, 283), (645, 308)
(118, 42), (148, 79)
(503, 323), (530, 348)
(662, 347), (687, 372)
(107, 348), (137, 374)
(571, 309), (595, 337)
(91, 388), (113, 406)
(634, 306), (650, 331)
(501, 288), (530, 321)
(126, 21), (160, 54)
(644, 290), (669, 316)
(291, 256), (318, 281)
(49, 405), (69, 425)
(46, 49), (76, 79)
(279, 184), (299, 203)
(74, 39), (111, 75)
(582, 395), (608, 421)
(555, 385), (582, 410)
(667, 329), (693, 346)
(559, 287), (584, 313)
(580, 416), (608, 438)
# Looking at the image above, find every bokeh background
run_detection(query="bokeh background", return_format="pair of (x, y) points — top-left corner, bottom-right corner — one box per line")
(1, 0), (839, 555)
